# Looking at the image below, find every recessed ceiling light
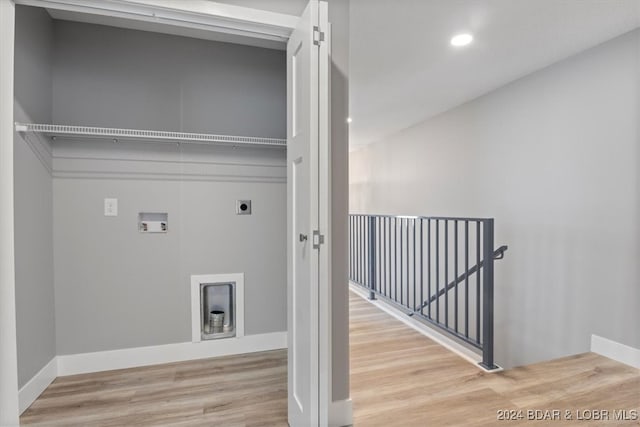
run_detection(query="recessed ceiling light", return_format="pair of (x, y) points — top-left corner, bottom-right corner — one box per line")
(451, 33), (473, 47)
(346, 117), (353, 124)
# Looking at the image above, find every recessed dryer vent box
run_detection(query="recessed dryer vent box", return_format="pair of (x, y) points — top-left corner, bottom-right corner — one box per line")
(236, 200), (251, 215)
(138, 212), (168, 233)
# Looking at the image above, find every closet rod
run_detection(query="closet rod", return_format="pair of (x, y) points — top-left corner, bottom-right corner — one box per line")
(14, 123), (287, 148)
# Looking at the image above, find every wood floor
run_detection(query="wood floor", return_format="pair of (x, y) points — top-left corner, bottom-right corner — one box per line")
(20, 350), (288, 426)
(349, 292), (639, 426)
(21, 291), (639, 426)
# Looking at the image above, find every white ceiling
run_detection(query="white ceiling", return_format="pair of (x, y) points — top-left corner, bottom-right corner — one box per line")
(349, 0), (640, 148)
(45, 0), (303, 50)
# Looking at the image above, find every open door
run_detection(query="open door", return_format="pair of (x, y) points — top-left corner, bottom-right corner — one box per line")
(287, 1), (330, 426)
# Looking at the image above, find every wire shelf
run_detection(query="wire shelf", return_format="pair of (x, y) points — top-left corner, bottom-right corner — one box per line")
(15, 122), (287, 149)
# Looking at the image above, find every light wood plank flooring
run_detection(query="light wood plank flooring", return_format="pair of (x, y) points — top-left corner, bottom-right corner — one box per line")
(21, 291), (639, 426)
(20, 350), (288, 426)
(349, 291), (639, 426)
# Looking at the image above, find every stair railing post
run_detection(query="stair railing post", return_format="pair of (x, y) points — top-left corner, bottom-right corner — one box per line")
(481, 218), (496, 369)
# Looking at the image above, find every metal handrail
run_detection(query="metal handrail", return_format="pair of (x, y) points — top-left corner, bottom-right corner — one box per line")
(416, 245), (508, 311)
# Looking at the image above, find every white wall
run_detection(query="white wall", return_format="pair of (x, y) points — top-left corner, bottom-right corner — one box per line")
(350, 29), (640, 368)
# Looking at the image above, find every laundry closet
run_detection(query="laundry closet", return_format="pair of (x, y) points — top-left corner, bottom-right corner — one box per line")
(13, 2), (288, 394)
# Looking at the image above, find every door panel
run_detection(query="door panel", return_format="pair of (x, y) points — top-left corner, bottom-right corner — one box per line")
(291, 155), (309, 412)
(287, 1), (324, 425)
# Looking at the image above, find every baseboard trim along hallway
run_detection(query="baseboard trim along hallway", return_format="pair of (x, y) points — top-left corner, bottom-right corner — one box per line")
(591, 334), (640, 369)
(329, 398), (353, 427)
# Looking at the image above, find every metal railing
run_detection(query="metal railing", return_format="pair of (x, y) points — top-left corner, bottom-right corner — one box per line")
(348, 214), (507, 370)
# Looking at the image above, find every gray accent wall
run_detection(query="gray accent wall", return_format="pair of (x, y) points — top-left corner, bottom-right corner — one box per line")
(14, 5), (56, 388)
(50, 22), (287, 354)
(15, 5), (52, 124)
(52, 144), (286, 354)
(52, 20), (286, 139)
(328, 0), (350, 403)
(349, 29), (640, 369)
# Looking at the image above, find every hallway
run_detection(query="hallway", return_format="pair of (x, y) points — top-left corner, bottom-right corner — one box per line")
(349, 290), (639, 426)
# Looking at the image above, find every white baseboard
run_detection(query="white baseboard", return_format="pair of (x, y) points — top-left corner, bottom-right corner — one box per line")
(19, 357), (57, 414)
(349, 283), (502, 373)
(591, 334), (640, 369)
(329, 398), (353, 427)
(57, 331), (287, 376)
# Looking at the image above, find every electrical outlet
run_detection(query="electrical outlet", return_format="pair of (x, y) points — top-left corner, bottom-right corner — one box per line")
(236, 200), (251, 215)
(104, 198), (118, 216)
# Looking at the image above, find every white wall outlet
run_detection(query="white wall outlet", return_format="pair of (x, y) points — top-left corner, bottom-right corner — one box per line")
(104, 198), (118, 216)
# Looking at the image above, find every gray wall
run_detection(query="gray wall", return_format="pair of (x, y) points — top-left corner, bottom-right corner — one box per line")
(13, 5), (56, 389)
(51, 21), (287, 355)
(53, 21), (286, 139)
(15, 5), (52, 125)
(328, 0), (350, 404)
(350, 29), (640, 368)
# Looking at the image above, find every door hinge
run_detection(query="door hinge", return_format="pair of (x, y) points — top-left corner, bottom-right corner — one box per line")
(312, 230), (325, 249)
(313, 26), (325, 46)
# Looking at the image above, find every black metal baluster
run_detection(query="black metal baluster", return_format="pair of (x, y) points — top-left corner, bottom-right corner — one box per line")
(382, 217), (386, 298)
(427, 219), (431, 319)
(413, 219), (416, 312)
(465, 220), (469, 338)
(360, 216), (364, 285)
(436, 219), (440, 323)
(399, 218), (403, 305)
(352, 216), (355, 281)
(388, 218), (391, 300)
(354, 216), (357, 283)
(454, 220), (459, 333)
(476, 220), (481, 344)
(444, 220), (449, 328)
(348, 216), (351, 280)
(356, 216), (360, 284)
(404, 218), (408, 307)
(405, 218), (409, 308)
(420, 218), (424, 316)
(368, 216), (376, 300)
(394, 217), (398, 302)
(388, 217), (391, 299)
(377, 217), (380, 296)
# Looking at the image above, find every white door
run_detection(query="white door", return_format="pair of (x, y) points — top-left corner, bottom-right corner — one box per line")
(287, 1), (330, 426)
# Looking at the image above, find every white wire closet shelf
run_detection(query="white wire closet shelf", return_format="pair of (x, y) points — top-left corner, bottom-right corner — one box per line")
(14, 122), (287, 149)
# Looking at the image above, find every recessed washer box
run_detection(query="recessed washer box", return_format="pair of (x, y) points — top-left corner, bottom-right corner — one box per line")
(138, 212), (168, 233)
